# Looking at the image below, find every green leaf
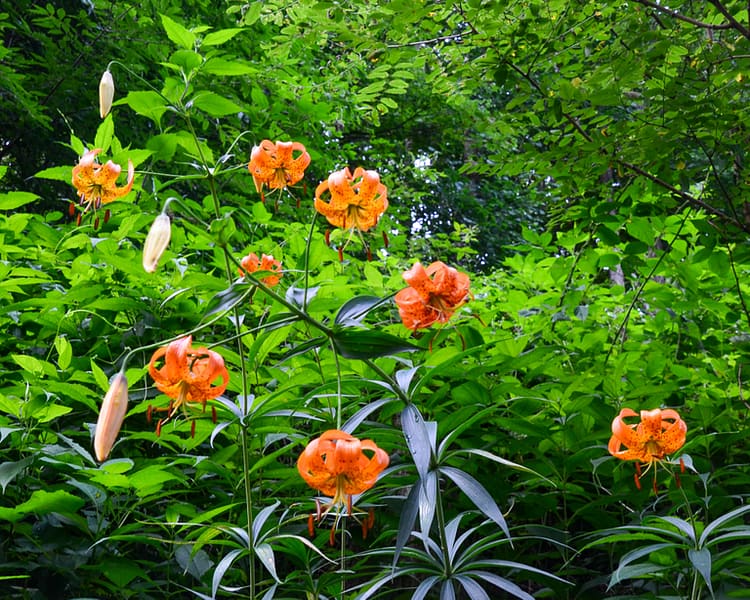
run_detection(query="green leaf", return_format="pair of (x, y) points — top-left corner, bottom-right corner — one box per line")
(94, 114), (115, 154)
(401, 404), (433, 480)
(160, 14), (195, 49)
(54, 335), (72, 370)
(191, 91), (243, 117)
(212, 548), (245, 599)
(11, 354), (49, 377)
(334, 295), (387, 326)
(121, 91), (168, 125)
(203, 281), (254, 318)
(100, 558), (148, 588)
(0, 191), (39, 210)
(202, 57), (255, 76)
(35, 165), (72, 182)
(31, 403), (72, 423)
(699, 504), (750, 546)
(209, 213), (237, 244)
(439, 466), (510, 538)
(0, 456), (33, 493)
(16, 489), (85, 515)
(202, 28), (244, 46)
(688, 548), (713, 595)
(330, 328), (420, 359)
(90, 359), (110, 392)
(129, 465), (183, 497)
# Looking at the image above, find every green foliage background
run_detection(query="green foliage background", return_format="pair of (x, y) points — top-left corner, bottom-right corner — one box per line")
(1, 1), (750, 599)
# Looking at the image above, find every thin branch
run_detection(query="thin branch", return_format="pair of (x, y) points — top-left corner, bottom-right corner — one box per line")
(707, 0), (750, 40)
(604, 210), (692, 366)
(727, 242), (750, 329)
(504, 58), (750, 232)
(631, 0), (733, 29)
(386, 33), (465, 48)
(616, 159), (749, 232)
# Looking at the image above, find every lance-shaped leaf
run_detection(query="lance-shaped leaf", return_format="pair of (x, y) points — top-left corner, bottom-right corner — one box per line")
(440, 466), (510, 539)
(335, 295), (390, 326)
(331, 327), (421, 359)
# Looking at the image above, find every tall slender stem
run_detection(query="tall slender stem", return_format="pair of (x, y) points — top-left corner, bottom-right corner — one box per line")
(186, 113), (256, 598)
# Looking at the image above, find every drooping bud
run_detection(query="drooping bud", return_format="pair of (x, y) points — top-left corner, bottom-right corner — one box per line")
(142, 212), (172, 273)
(94, 371), (128, 462)
(99, 70), (115, 119)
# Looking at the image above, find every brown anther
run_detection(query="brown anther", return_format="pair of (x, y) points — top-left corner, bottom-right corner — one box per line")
(211, 406), (217, 423)
(328, 525), (336, 547)
(633, 471), (641, 490)
(190, 420), (196, 438)
(382, 230), (389, 248)
(675, 471), (682, 488)
(94, 216), (100, 230)
(366, 246), (372, 261)
(338, 246), (344, 262)
(325, 229), (331, 247)
(308, 513), (315, 537)
(680, 457), (685, 473)
(68, 202), (76, 217)
(146, 404), (153, 423)
(104, 209), (111, 224)
(76, 213), (83, 226)
(260, 192), (266, 204)
(156, 419), (163, 437)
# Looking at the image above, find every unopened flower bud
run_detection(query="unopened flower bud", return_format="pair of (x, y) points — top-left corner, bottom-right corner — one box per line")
(94, 371), (128, 462)
(99, 70), (115, 119)
(142, 212), (172, 273)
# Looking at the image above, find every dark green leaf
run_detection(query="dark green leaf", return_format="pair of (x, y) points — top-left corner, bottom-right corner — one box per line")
(331, 328), (420, 359)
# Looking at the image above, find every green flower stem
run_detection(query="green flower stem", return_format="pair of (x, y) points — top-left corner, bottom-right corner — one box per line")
(187, 112), (256, 599)
(302, 212), (318, 310)
(433, 477), (453, 579)
(674, 473), (701, 600)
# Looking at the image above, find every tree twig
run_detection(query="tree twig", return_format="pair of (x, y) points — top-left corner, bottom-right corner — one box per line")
(631, 0), (733, 29)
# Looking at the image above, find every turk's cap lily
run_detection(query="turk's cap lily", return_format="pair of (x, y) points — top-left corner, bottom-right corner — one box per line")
(297, 429), (389, 502)
(99, 70), (115, 119)
(238, 252), (283, 286)
(148, 335), (229, 413)
(71, 148), (135, 210)
(608, 408), (687, 464)
(394, 261), (471, 330)
(142, 212), (172, 273)
(314, 167), (388, 231)
(94, 371), (128, 462)
(247, 139), (311, 194)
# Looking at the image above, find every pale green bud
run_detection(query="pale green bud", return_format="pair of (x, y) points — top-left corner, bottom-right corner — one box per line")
(99, 70), (115, 119)
(142, 212), (172, 273)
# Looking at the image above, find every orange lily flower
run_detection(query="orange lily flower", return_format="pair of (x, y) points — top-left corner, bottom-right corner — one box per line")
(314, 167), (388, 231)
(608, 408), (687, 490)
(71, 148), (134, 211)
(247, 140), (311, 195)
(394, 261), (471, 330)
(148, 336), (229, 434)
(238, 252), (283, 287)
(298, 430), (389, 541)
